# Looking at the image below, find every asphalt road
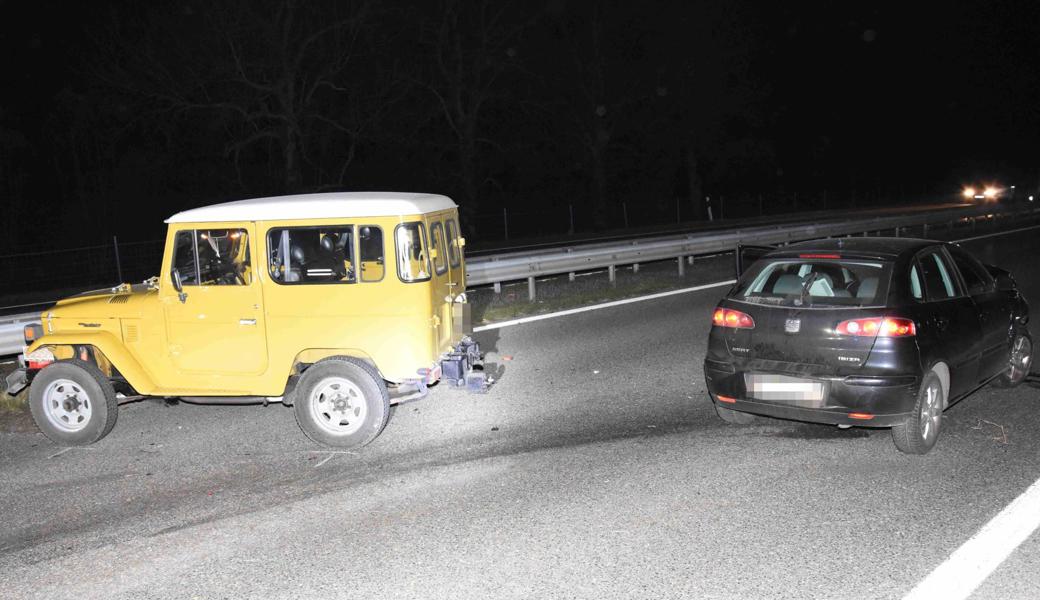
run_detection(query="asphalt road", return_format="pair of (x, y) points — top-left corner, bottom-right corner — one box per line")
(1, 228), (1039, 599)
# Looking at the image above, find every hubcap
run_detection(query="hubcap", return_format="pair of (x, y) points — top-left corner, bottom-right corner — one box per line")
(1008, 336), (1032, 383)
(920, 382), (942, 442)
(309, 377), (368, 436)
(43, 379), (92, 433)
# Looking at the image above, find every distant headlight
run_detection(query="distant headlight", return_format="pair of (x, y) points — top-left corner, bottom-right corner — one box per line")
(984, 187), (998, 198)
(963, 187), (975, 198)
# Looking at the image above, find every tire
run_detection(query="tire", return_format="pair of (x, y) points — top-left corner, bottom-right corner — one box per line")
(714, 402), (756, 425)
(28, 359), (118, 446)
(293, 356), (390, 448)
(892, 371), (943, 455)
(992, 333), (1032, 388)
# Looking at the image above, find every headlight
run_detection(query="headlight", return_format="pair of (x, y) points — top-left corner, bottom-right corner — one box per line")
(963, 188), (975, 198)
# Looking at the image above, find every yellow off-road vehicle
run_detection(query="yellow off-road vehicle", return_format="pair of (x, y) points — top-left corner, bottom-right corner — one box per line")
(6, 192), (487, 447)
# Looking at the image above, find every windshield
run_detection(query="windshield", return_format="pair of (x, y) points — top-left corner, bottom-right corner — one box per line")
(732, 258), (892, 307)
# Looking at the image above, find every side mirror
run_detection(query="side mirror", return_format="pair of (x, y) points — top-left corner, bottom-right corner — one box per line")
(170, 268), (188, 303)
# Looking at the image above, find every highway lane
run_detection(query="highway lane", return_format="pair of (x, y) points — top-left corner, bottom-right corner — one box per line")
(1, 229), (1039, 599)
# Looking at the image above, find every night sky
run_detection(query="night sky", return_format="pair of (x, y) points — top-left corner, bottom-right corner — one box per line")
(2, 0), (1038, 250)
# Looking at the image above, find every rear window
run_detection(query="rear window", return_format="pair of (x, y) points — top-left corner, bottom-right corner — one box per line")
(732, 258), (891, 307)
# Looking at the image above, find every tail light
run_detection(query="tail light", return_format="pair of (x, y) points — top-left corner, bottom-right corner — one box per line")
(712, 308), (755, 329)
(835, 317), (916, 337)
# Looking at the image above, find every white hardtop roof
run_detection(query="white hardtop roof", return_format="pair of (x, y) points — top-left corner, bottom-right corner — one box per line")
(165, 192), (457, 223)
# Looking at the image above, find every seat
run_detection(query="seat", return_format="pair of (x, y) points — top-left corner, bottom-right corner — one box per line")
(773, 274), (804, 295)
(285, 244), (306, 282)
(857, 276), (879, 299)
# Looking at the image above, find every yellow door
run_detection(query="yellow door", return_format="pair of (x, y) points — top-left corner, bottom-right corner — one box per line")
(163, 225), (268, 375)
(427, 218), (454, 353)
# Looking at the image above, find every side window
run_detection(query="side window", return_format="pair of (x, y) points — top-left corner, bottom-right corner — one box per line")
(267, 226), (356, 285)
(396, 222), (431, 282)
(172, 230), (199, 286)
(445, 219), (461, 268)
(429, 222), (448, 275)
(359, 226), (384, 282)
(948, 248), (994, 295)
(172, 229), (251, 286)
(909, 263), (923, 300)
(197, 229), (251, 285)
(918, 250), (959, 301)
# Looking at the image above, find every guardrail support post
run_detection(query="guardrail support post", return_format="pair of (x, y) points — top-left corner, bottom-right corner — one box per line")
(922, 223), (929, 237)
(527, 276), (536, 301)
(494, 282), (502, 294)
(632, 263), (640, 273)
(608, 265), (616, 284)
(678, 256), (685, 276)
(569, 272), (575, 282)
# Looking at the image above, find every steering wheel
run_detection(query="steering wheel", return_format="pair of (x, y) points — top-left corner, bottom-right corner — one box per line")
(217, 259), (246, 285)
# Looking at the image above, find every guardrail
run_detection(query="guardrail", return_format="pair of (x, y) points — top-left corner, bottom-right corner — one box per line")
(1, 203), (1036, 357)
(466, 204), (1040, 299)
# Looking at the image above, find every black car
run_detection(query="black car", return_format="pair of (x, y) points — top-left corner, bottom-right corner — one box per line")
(704, 237), (1032, 454)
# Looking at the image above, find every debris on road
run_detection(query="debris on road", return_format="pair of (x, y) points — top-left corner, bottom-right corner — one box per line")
(971, 419), (1009, 445)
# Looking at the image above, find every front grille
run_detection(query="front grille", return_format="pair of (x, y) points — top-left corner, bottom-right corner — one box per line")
(108, 295), (131, 304)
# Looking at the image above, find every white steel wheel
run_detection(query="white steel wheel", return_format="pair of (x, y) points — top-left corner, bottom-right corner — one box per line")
(42, 379), (93, 432)
(308, 377), (369, 436)
(892, 371), (943, 455)
(28, 359), (118, 446)
(293, 357), (390, 448)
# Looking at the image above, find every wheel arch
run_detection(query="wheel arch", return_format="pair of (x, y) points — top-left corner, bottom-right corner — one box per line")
(291, 348), (384, 380)
(928, 361), (951, 408)
(28, 332), (157, 395)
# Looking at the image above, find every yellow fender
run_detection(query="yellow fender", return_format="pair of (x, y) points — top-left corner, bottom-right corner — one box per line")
(292, 348), (382, 378)
(28, 332), (158, 395)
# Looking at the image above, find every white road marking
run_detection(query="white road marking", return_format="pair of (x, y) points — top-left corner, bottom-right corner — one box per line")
(903, 476), (1040, 600)
(473, 280), (736, 332)
(954, 223), (1040, 243)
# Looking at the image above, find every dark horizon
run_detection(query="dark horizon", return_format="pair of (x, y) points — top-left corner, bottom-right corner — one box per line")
(2, 0), (1038, 249)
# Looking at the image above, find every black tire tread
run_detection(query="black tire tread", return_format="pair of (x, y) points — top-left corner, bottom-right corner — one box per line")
(293, 356), (390, 448)
(28, 359), (118, 446)
(892, 371), (941, 455)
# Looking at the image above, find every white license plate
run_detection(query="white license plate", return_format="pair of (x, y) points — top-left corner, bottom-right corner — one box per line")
(745, 374), (825, 404)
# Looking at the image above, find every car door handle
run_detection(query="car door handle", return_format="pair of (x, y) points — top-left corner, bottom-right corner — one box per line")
(239, 319), (257, 326)
(934, 317), (949, 330)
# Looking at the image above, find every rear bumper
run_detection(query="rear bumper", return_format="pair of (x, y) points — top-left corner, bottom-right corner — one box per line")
(704, 360), (920, 428)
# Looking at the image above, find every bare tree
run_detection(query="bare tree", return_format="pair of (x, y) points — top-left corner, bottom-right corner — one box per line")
(91, 0), (407, 194)
(419, 0), (529, 219)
